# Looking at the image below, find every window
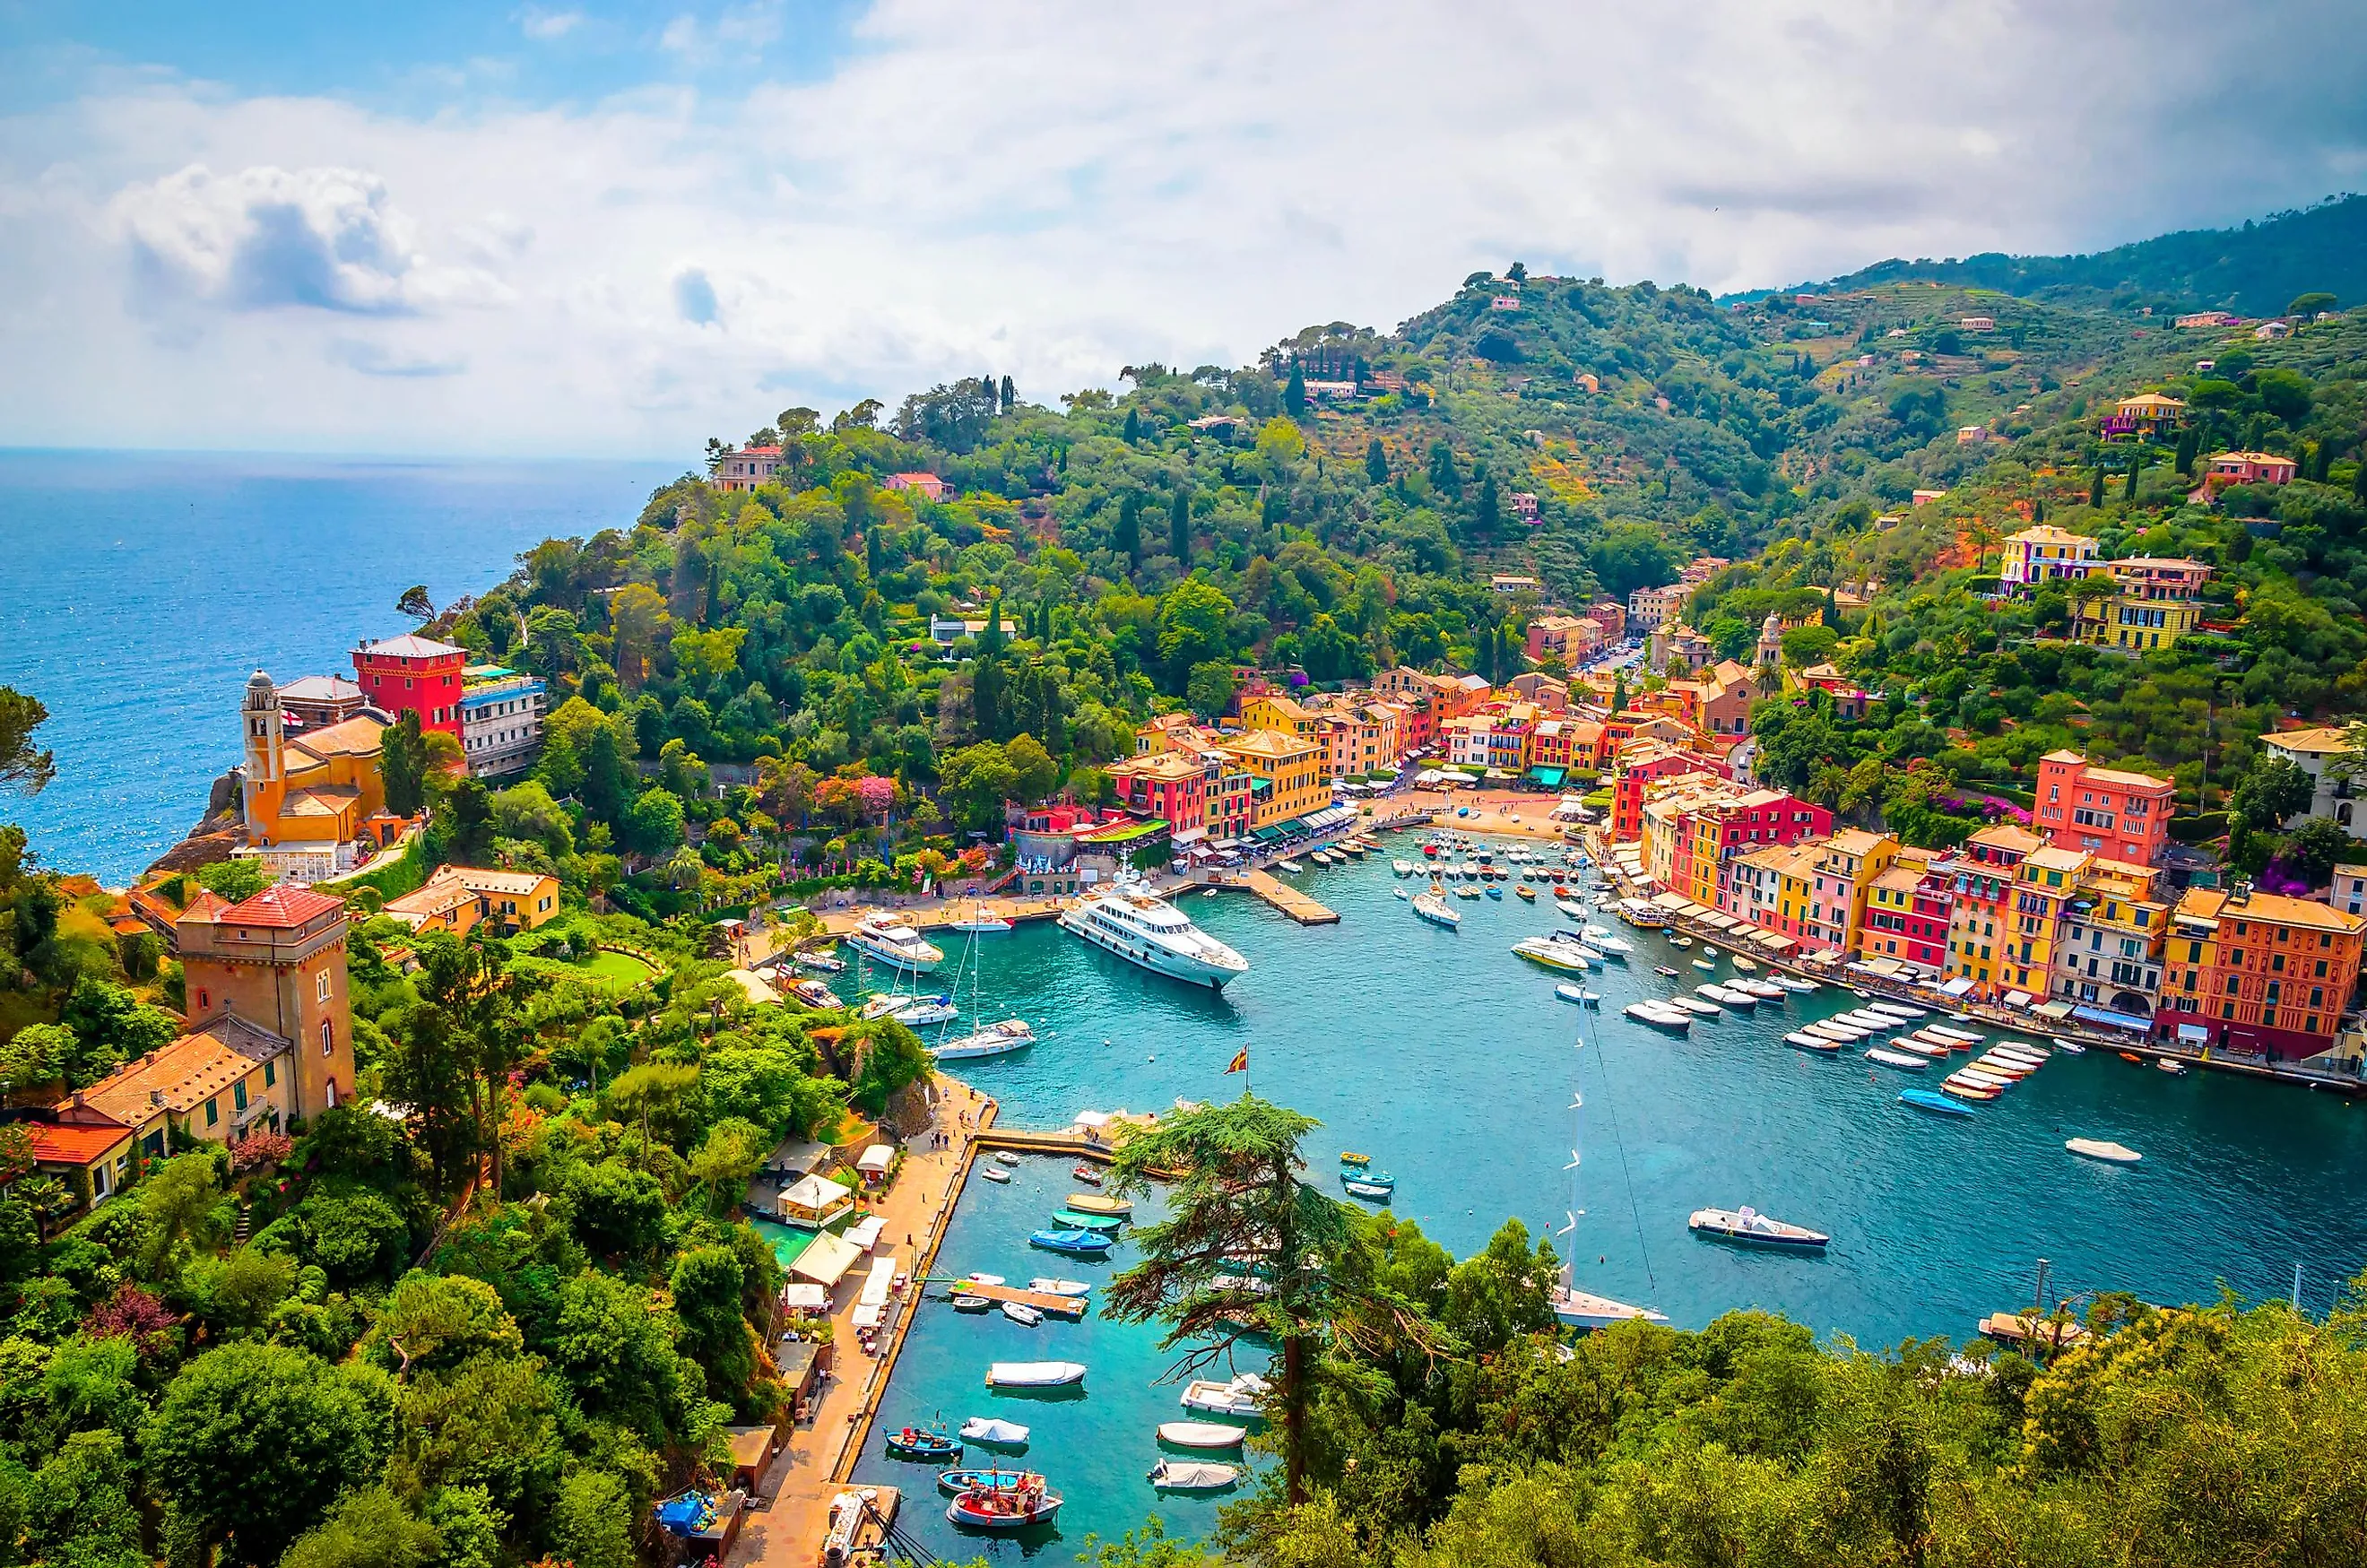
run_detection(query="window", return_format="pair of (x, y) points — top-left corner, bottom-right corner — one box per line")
(264, 1060), (275, 1087)
(205, 1097), (219, 1127)
(234, 1081), (247, 1112)
(196, 987), (209, 1010)
(316, 968), (331, 1002)
(322, 1020), (334, 1056)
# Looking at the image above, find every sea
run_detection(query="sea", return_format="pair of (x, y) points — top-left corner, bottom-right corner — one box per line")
(858, 855), (2367, 1559)
(0, 450), (680, 886)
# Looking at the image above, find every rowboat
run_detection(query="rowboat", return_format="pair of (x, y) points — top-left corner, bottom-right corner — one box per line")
(1052, 1210), (1123, 1233)
(1870, 1002), (1927, 1020)
(1783, 1031), (1842, 1053)
(1065, 1193), (1131, 1216)
(960, 1416), (1030, 1444)
(1865, 1047), (1929, 1070)
(1029, 1228), (1114, 1255)
(2067, 1138), (2142, 1164)
(1556, 984), (1601, 1007)
(1148, 1459), (1242, 1491)
(1665, 995), (1721, 1017)
(1700, 983), (1755, 1007)
(1027, 1278), (1089, 1297)
(1940, 1081), (1999, 1102)
(937, 1468), (1028, 1495)
(888, 1422), (962, 1459)
(981, 1165), (1012, 1183)
(986, 1361), (1087, 1387)
(1157, 1421), (1249, 1449)
(1626, 1001), (1692, 1031)
(1924, 1025), (1982, 1044)
(1000, 1301), (1042, 1326)
(1899, 1088), (1974, 1117)
(994, 1151), (1022, 1166)
(946, 1472), (1062, 1529)
(1340, 1151), (1370, 1165)
(1688, 1206), (1829, 1250)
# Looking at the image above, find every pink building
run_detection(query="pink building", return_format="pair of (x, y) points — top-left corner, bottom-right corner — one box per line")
(2205, 451), (2297, 488)
(885, 472), (950, 502)
(2035, 750), (2175, 867)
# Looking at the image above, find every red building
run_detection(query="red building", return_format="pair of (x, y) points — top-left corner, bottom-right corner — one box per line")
(352, 635), (468, 739)
(2034, 750), (2174, 866)
(1105, 750), (1209, 841)
(1608, 742), (1730, 842)
(1863, 859), (1955, 975)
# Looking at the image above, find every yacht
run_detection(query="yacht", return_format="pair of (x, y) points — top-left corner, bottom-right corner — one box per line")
(845, 914), (945, 974)
(932, 1018), (1037, 1061)
(1058, 876), (1249, 989)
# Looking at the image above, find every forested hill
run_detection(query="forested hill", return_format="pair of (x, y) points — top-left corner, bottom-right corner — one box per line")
(1789, 194), (2367, 317)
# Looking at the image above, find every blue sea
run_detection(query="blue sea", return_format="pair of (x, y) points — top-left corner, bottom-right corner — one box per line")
(0, 450), (679, 885)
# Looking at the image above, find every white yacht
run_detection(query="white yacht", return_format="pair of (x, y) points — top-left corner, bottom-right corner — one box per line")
(932, 1018), (1036, 1061)
(1058, 877), (1249, 989)
(845, 914), (944, 974)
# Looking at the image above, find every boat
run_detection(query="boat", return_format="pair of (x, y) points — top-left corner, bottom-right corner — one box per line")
(1701, 945), (1719, 957)
(1513, 936), (1591, 974)
(1691, 958), (1716, 973)
(1665, 995), (1721, 1017)
(1924, 1025), (1982, 1044)
(1486, 885), (1503, 899)
(967, 1272), (1007, 1286)
(2067, 1138), (2142, 1164)
(2158, 1058), (2189, 1076)
(1058, 874), (1250, 989)
(1653, 966), (1680, 978)
(1340, 1150), (1370, 1165)
(932, 1018), (1037, 1061)
(1892, 1038), (1948, 1058)
(985, 1361), (1087, 1387)
(846, 914), (946, 974)
(1773, 975), (1817, 992)
(1392, 859), (1415, 877)
(1869, 1002), (1927, 1021)
(960, 1416), (1030, 1444)
(1668, 935), (1693, 949)
(1309, 850), (1336, 867)
(1556, 899), (1589, 920)
(1590, 933), (1634, 956)
(1899, 1088), (1975, 1117)
(1341, 1166), (1395, 1192)
(2118, 1052), (2144, 1064)
(1411, 892), (1461, 929)
(1556, 983), (1600, 1006)
(1515, 885), (1538, 902)
(945, 1473), (1062, 1529)
(1625, 1001), (1691, 1031)
(1071, 1164), (1103, 1186)
(1180, 1373), (1270, 1416)
(937, 1468), (1028, 1495)
(1730, 956), (1758, 973)
(950, 900), (1016, 933)
(1699, 983), (1755, 1007)
(1148, 1460), (1242, 1491)
(1001, 1301), (1043, 1327)
(1051, 1210), (1124, 1232)
(788, 978), (844, 1009)
(1158, 1422), (1249, 1449)
(1731, 979), (1785, 1001)
(1029, 1228), (1114, 1255)
(994, 1151), (1022, 1166)
(2051, 1035), (2087, 1055)
(1456, 884), (1483, 900)
(887, 1422), (963, 1459)
(1064, 1193), (1131, 1216)
(1688, 1206), (1829, 1250)
(1783, 1031), (1842, 1053)
(981, 1165), (1012, 1183)
(1275, 859), (1305, 875)
(793, 948), (846, 973)
(1341, 1176), (1394, 1200)
(1865, 1047), (1930, 1071)
(1940, 1082), (1999, 1103)
(1552, 1044), (1670, 1330)
(1027, 1278), (1090, 1297)
(863, 991), (957, 1026)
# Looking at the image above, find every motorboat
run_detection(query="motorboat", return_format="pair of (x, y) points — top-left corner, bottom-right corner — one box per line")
(932, 1019), (1037, 1061)
(888, 1422), (962, 1459)
(1058, 874), (1250, 989)
(1456, 884), (1484, 900)
(2067, 1138), (2142, 1164)
(1556, 983), (1601, 1006)
(1653, 966), (1680, 978)
(986, 1361), (1087, 1387)
(1730, 956), (1758, 973)
(945, 1473), (1062, 1529)
(1625, 1001), (1692, 1031)
(994, 1151), (1022, 1166)
(846, 914), (946, 974)
(1001, 1301), (1043, 1327)
(967, 1272), (1007, 1286)
(1513, 936), (1590, 974)
(1735, 979), (1787, 1001)
(961, 1416), (1030, 1444)
(1180, 1373), (1270, 1417)
(1668, 935), (1693, 949)
(1393, 887), (1409, 899)
(1556, 899), (1590, 920)
(1699, 984), (1756, 1008)
(1051, 1210), (1123, 1232)
(950, 903), (1016, 933)
(1590, 933), (1634, 956)
(1665, 995), (1721, 1017)
(1486, 885), (1504, 899)
(1064, 1193), (1131, 1216)
(1309, 850), (1336, 867)
(1149, 1460), (1242, 1491)
(1924, 1025), (1982, 1044)
(1691, 958), (1716, 973)
(1275, 859), (1305, 874)
(1869, 1002), (1927, 1021)
(1030, 1228), (1114, 1255)
(2050, 1035), (2087, 1055)
(937, 1468), (1028, 1495)
(981, 1165), (1012, 1183)
(865, 992), (958, 1027)
(793, 948), (846, 973)
(1342, 1175), (1394, 1200)
(2158, 1058), (2189, 1076)
(1158, 1422), (1249, 1449)
(1340, 1150), (1370, 1165)
(1688, 1206), (1829, 1250)
(788, 978), (844, 1009)
(1782, 1031), (1841, 1053)
(1070, 1164), (1102, 1186)
(1773, 975), (1817, 992)
(1027, 1278), (1091, 1297)
(1411, 892), (1461, 929)
(1865, 1047), (1930, 1071)
(1392, 859), (1415, 877)
(1899, 1088), (1975, 1117)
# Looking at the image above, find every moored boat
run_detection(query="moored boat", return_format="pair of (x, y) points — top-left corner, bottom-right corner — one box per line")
(1688, 1206), (1829, 1250)
(1001, 1301), (1043, 1326)
(1411, 891), (1461, 928)
(937, 1468), (1028, 1495)
(1899, 1087), (1975, 1117)
(1158, 1421), (1248, 1449)
(846, 914), (946, 974)
(1029, 1228), (1114, 1255)
(1180, 1373), (1270, 1417)
(2067, 1138), (2141, 1164)
(1058, 874), (1250, 989)
(960, 1416), (1030, 1444)
(1625, 1001), (1692, 1031)
(1783, 1031), (1842, 1053)
(1051, 1210), (1124, 1232)
(985, 1361), (1087, 1387)
(887, 1422), (962, 1459)
(945, 1472), (1062, 1529)
(1027, 1278), (1091, 1297)
(1513, 936), (1591, 974)
(1551, 1286), (1670, 1330)
(932, 1018), (1036, 1061)
(1865, 1047), (1930, 1070)
(1148, 1460), (1241, 1491)
(1065, 1193), (1131, 1216)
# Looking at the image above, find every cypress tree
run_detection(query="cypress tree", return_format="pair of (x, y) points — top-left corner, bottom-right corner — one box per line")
(2354, 454), (2367, 503)
(1115, 493), (1142, 570)
(2174, 426), (2200, 476)
(1611, 671), (1629, 715)
(980, 593), (1005, 658)
(974, 656), (1004, 741)
(1366, 437), (1388, 485)
(1474, 470), (1501, 536)
(1170, 490), (1192, 566)
(865, 526), (885, 581)
(2124, 450), (2142, 502)
(2090, 467), (2106, 508)
(1001, 375), (1016, 411)
(983, 372), (997, 412)
(382, 712), (427, 817)
(1284, 362), (1307, 418)
(2031, 498), (2046, 524)
(1123, 406), (1140, 443)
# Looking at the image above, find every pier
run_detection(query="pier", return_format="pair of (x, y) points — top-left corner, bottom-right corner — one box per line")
(1242, 870), (1340, 924)
(941, 1278), (1088, 1318)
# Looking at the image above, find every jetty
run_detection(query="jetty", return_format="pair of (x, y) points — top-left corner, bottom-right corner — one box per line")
(944, 1279), (1088, 1319)
(1243, 870), (1340, 924)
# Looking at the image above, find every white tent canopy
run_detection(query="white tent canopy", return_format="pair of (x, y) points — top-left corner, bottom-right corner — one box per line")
(779, 1173), (853, 1210)
(844, 1214), (887, 1252)
(858, 1258), (897, 1309)
(779, 1283), (828, 1312)
(790, 1231), (865, 1288)
(855, 1144), (896, 1175)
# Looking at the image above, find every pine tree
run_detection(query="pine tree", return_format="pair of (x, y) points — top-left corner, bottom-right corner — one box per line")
(1115, 493), (1142, 570)
(1170, 490), (1192, 567)
(2090, 467), (2106, 508)
(2174, 427), (2200, 476)
(1474, 470), (1501, 536)
(2354, 454), (2367, 504)
(1284, 362), (1307, 418)
(1123, 407), (1140, 443)
(2032, 498), (2046, 524)
(1365, 437), (1388, 485)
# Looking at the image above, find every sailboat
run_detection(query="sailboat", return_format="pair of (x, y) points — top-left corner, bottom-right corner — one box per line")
(932, 920), (1036, 1062)
(950, 898), (1015, 933)
(1552, 1018), (1669, 1332)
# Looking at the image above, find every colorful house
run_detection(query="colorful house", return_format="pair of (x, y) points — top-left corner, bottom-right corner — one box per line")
(1105, 750), (1210, 842)
(1802, 829), (1900, 957)
(2074, 558), (2212, 654)
(1944, 823), (2042, 998)
(352, 633), (469, 739)
(1999, 524), (2102, 591)
(2259, 727), (2365, 837)
(1218, 728), (1329, 831)
(2156, 888), (2367, 1061)
(2205, 451), (2298, 488)
(2103, 392), (2185, 441)
(2034, 750), (2175, 866)
(710, 444), (785, 491)
(238, 671), (402, 882)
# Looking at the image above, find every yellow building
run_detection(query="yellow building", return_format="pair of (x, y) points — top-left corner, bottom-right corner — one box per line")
(2073, 557), (2212, 654)
(383, 866), (562, 935)
(1999, 524), (2099, 591)
(239, 670), (401, 880)
(1997, 845), (2089, 998)
(2051, 857), (2168, 1018)
(1220, 728), (1329, 829)
(1805, 829), (1900, 954)
(1239, 693), (1321, 742)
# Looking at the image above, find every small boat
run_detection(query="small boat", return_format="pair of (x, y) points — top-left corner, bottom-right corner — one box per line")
(1730, 956), (1758, 973)
(1276, 859), (1304, 875)
(1626, 1001), (1691, 1031)
(1941, 1082), (1999, 1103)
(1870, 1002), (1927, 1021)
(1027, 1278), (1090, 1297)
(1513, 937), (1590, 974)
(2051, 1035), (2087, 1055)
(1001, 1301), (1043, 1327)
(938, 1468), (1028, 1495)
(1665, 996), (1721, 1017)
(1735, 980), (1787, 1001)
(986, 1361), (1088, 1387)
(1950, 1069), (2015, 1091)
(1899, 1088), (1974, 1117)
(2118, 1052), (2144, 1064)
(2067, 1138), (2142, 1164)
(1556, 899), (1589, 920)
(1412, 892), (1461, 929)
(1310, 850), (1336, 867)
(1515, 885), (1538, 902)
(1653, 966), (1680, 978)
(1701, 945), (1719, 957)
(1456, 885), (1483, 900)
(793, 948), (847, 973)
(945, 1473), (1062, 1529)
(1925, 1026), (1981, 1044)
(1783, 1031), (1842, 1053)
(1340, 1151), (1370, 1165)
(789, 978), (844, 1009)
(1700, 983), (1754, 1007)
(1052, 1210), (1124, 1233)
(1556, 983), (1600, 1006)
(1773, 975), (1816, 992)
(967, 1272), (1007, 1286)
(1691, 958), (1716, 973)
(1392, 859), (1415, 877)
(1148, 1459), (1242, 1491)
(1341, 1167), (1395, 1193)
(1866, 1047), (1930, 1071)
(1590, 933), (1634, 956)
(1030, 1228), (1114, 1255)
(994, 1151), (1022, 1166)
(1689, 1206), (1829, 1250)
(1342, 1176), (1394, 1200)
(1071, 1164), (1103, 1186)
(1180, 1373), (1270, 1416)
(1669, 935), (1693, 949)
(1486, 886), (1503, 899)
(2157, 1058), (2189, 1076)
(951, 909), (1017, 933)
(1158, 1421), (1249, 1450)
(981, 1165), (1012, 1183)
(888, 1422), (963, 1460)
(960, 1416), (1030, 1444)
(953, 1291), (992, 1312)
(1065, 1193), (1131, 1216)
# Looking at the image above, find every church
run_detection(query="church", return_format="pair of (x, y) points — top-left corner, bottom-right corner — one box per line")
(238, 669), (410, 881)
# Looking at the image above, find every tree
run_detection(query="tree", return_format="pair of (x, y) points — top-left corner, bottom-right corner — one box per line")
(1472, 469), (1501, 537)
(143, 1342), (394, 1567)
(1366, 437), (1389, 485)
(1114, 493), (1143, 572)
(551, 1468), (632, 1568)
(1426, 440), (1461, 498)
(2124, 447), (2143, 500)
(382, 711), (429, 818)
(2255, 367), (2315, 422)
(2283, 816), (2355, 887)
(2090, 467), (2106, 508)
(0, 685), (56, 794)
(1186, 662), (1236, 720)
(1156, 580), (1236, 691)
(1284, 362), (1307, 418)
(625, 786), (687, 859)
(279, 1486), (443, 1568)
(2288, 290), (2337, 316)
(1003, 732), (1061, 803)
(1170, 489), (1192, 567)
(1123, 405), (1141, 443)
(395, 585), (436, 622)
(2230, 754), (2314, 835)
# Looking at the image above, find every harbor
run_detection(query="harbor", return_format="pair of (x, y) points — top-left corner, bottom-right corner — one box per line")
(742, 835), (2367, 1562)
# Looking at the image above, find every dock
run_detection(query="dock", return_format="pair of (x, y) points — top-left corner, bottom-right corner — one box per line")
(1244, 870), (1340, 925)
(943, 1279), (1087, 1318)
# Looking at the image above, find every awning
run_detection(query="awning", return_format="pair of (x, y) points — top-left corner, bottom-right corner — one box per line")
(1938, 976), (1976, 997)
(2003, 991), (2033, 1008)
(1527, 767), (1566, 786)
(2034, 1001), (2077, 1020)
(779, 1283), (828, 1312)
(1251, 826), (1283, 842)
(1755, 932), (1796, 952)
(855, 1144), (895, 1174)
(2072, 1004), (2154, 1033)
(851, 1304), (885, 1330)
(858, 1258), (897, 1309)
(844, 1214), (887, 1252)
(779, 1173), (854, 1213)
(790, 1231), (865, 1287)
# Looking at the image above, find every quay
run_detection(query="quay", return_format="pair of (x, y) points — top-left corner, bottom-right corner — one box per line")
(1239, 869), (1339, 924)
(941, 1278), (1088, 1319)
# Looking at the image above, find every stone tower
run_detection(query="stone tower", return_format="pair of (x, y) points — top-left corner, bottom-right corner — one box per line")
(177, 885), (356, 1121)
(1756, 612), (1782, 671)
(240, 670), (285, 844)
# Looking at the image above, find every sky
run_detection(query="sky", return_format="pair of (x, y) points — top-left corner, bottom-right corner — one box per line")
(2, 1), (2363, 459)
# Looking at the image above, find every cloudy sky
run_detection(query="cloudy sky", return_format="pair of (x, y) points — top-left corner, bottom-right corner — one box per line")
(2, 1), (2360, 458)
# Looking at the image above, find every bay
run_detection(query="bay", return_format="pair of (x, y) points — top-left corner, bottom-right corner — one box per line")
(0, 449), (678, 885)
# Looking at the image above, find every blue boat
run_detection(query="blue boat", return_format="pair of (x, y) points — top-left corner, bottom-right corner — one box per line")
(938, 1468), (1029, 1496)
(1341, 1169), (1395, 1199)
(1898, 1088), (1975, 1118)
(1051, 1210), (1123, 1233)
(1030, 1227), (1114, 1255)
(885, 1422), (963, 1460)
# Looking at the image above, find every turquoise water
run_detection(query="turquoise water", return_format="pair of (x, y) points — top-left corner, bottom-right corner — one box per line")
(0, 450), (676, 883)
(867, 845), (2367, 1555)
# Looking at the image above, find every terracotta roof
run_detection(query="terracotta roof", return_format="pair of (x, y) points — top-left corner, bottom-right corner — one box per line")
(384, 879), (478, 921)
(1966, 823), (2043, 853)
(280, 786), (362, 819)
(2081, 765), (2174, 792)
(76, 1015), (291, 1129)
(2264, 726), (2355, 756)
(289, 714), (386, 760)
(2220, 890), (2367, 936)
(220, 884), (346, 929)
(277, 674), (363, 701)
(29, 1122), (133, 1165)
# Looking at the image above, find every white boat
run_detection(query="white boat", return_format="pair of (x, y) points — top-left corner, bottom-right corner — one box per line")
(846, 914), (946, 974)
(1411, 892), (1461, 929)
(1001, 1301), (1043, 1327)
(793, 949), (846, 973)
(1551, 1286), (1670, 1330)
(1666, 995), (1721, 1017)
(890, 997), (958, 1027)
(1556, 983), (1601, 1006)
(1148, 1460), (1241, 1491)
(1275, 859), (1305, 875)
(1583, 923), (1613, 939)
(1027, 1278), (1090, 1297)
(961, 1416), (1030, 1443)
(1730, 956), (1758, 973)
(1392, 859), (1415, 877)
(933, 1019), (1037, 1061)
(967, 1272), (1007, 1286)
(994, 1150), (1022, 1166)
(981, 1165), (1012, 1182)
(1625, 1001), (1691, 1031)
(1058, 875), (1250, 989)
(1691, 958), (1716, 973)
(1865, 1047), (1929, 1070)
(1589, 933), (1634, 956)
(987, 1361), (1087, 1387)
(1556, 899), (1589, 919)
(1870, 1002), (1927, 1021)
(1158, 1422), (1248, 1449)
(1950, 1069), (2015, 1091)
(1180, 1373), (1269, 1416)
(1689, 1206), (1829, 1250)
(951, 915), (1015, 933)
(2050, 1035), (2087, 1055)
(1924, 1025), (1982, 1044)
(1699, 984), (1755, 1007)
(1735, 979), (1786, 1000)
(1513, 937), (1590, 974)
(1392, 887), (1409, 899)
(2067, 1138), (2141, 1165)
(862, 990), (948, 1021)
(1773, 975), (1817, 992)
(1783, 1031), (1841, 1053)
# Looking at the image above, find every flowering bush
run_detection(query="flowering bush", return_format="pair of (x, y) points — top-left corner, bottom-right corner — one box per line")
(231, 1131), (295, 1172)
(86, 1283), (178, 1350)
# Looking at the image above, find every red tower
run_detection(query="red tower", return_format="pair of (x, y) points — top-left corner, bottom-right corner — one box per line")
(352, 634), (468, 738)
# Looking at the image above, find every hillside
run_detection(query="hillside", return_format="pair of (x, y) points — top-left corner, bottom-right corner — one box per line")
(1790, 193), (2367, 316)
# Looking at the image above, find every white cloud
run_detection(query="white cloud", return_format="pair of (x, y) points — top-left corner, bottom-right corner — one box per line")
(0, 0), (2359, 457)
(519, 8), (585, 40)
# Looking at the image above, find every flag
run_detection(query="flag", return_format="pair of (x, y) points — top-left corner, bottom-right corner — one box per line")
(1225, 1048), (1248, 1074)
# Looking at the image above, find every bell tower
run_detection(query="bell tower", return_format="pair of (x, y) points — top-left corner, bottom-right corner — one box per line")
(241, 670), (285, 844)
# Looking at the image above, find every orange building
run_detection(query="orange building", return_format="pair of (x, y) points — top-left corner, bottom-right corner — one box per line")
(239, 671), (403, 881)
(2034, 750), (2174, 866)
(2156, 887), (2366, 1061)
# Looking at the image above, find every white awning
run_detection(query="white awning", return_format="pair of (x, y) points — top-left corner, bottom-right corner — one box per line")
(1938, 976), (1976, 996)
(790, 1231), (865, 1287)
(858, 1258), (897, 1308)
(855, 1144), (895, 1174)
(779, 1283), (828, 1312)
(844, 1214), (887, 1252)
(2004, 991), (2033, 1008)
(779, 1173), (854, 1213)
(851, 1304), (885, 1329)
